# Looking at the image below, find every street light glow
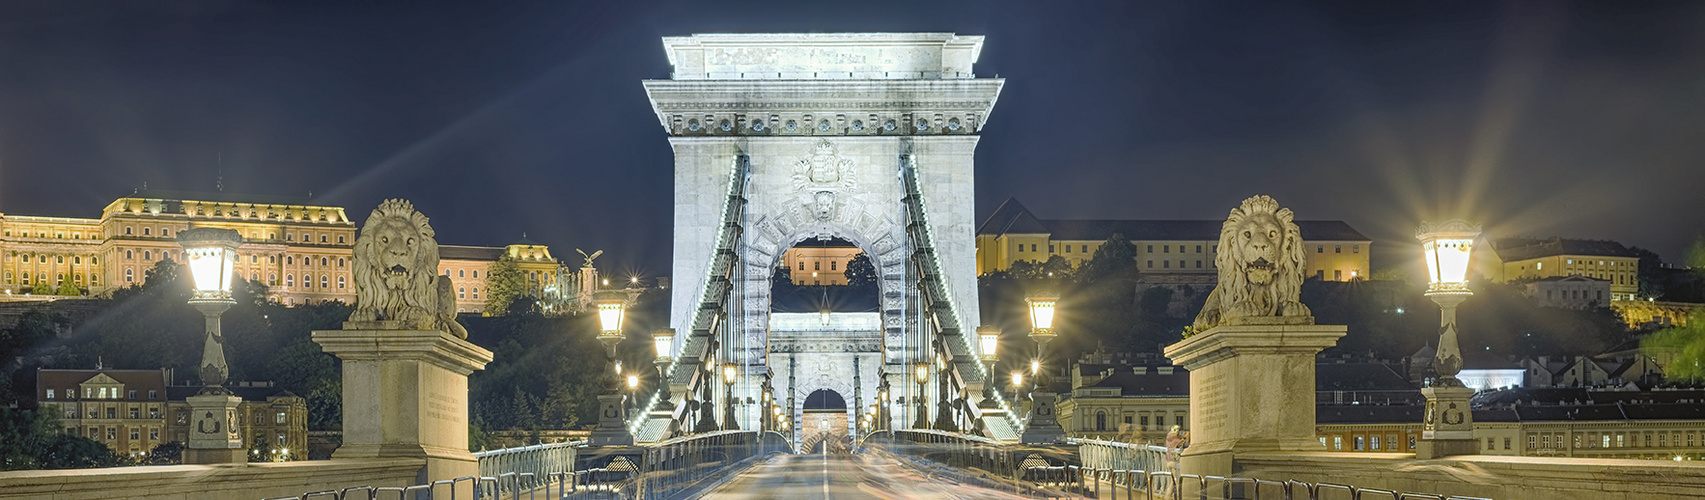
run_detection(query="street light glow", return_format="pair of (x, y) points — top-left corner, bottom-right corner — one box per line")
(1416, 219), (1482, 292)
(1026, 294), (1057, 331)
(977, 326), (1000, 361)
(177, 228), (243, 299)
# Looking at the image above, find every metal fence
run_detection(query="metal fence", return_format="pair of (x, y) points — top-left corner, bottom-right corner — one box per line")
(472, 440), (583, 493)
(265, 431), (791, 500)
(1020, 466), (1500, 500)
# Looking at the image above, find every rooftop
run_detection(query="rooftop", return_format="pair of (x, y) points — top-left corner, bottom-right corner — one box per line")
(977, 198), (1370, 242)
(1493, 237), (1639, 262)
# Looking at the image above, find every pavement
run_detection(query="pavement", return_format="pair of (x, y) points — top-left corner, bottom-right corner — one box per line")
(698, 450), (1036, 500)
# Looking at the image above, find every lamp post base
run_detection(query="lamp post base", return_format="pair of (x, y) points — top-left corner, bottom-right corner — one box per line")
(1417, 385), (1478, 459)
(590, 393), (634, 446)
(1020, 392), (1064, 443)
(184, 393), (245, 464)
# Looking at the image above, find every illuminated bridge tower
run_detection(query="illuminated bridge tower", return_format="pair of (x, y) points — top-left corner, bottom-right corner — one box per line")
(643, 33), (1005, 437)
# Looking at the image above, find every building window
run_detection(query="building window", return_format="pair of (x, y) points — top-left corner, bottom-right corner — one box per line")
(320, 235), (328, 243)
(830, 261), (837, 271)
(277, 412), (286, 424)
(1196, 260), (1203, 269)
(338, 235), (346, 243)
(338, 275), (346, 288)
(321, 257), (328, 266)
(143, 251), (152, 261)
(286, 275), (294, 287)
(1334, 270), (1342, 280)
(127, 390), (136, 400)
(45, 389), (54, 400)
(1355, 436), (1365, 451)
(125, 269), (135, 283)
(1333, 436), (1342, 450)
(1030, 244), (1037, 252)
(1317, 245), (1323, 253)
(1139, 416), (1149, 428)
(143, 227), (151, 236)
(1147, 260), (1154, 268)
(1371, 435), (1381, 450)
(472, 270), (478, 278)
(1062, 245), (1068, 253)
(1163, 261), (1170, 268)
(1335, 245), (1342, 254)
(321, 275), (328, 288)
(1504, 438), (1511, 450)
(150, 428), (159, 440)
(301, 274), (311, 288)
(1081, 245), (1088, 252)
(107, 428), (116, 440)
(106, 408), (115, 419)
(458, 287), (465, 299)
(1387, 434), (1398, 450)
(813, 262), (820, 271)
(148, 390), (157, 401)
(1195, 245), (1202, 253)
(1353, 245), (1360, 254)
(1163, 245), (1170, 253)
(472, 288), (479, 299)
(1146, 245), (1154, 253)
(338, 258), (345, 267)
(129, 408), (139, 419)
(1408, 436), (1416, 450)
(1096, 412), (1107, 431)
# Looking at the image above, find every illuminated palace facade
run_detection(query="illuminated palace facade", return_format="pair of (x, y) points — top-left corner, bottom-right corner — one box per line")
(975, 198), (1372, 282)
(0, 191), (561, 313)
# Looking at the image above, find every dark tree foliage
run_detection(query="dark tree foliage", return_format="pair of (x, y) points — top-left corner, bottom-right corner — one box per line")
(0, 407), (123, 470)
(1642, 238), (1705, 379)
(844, 253), (877, 288)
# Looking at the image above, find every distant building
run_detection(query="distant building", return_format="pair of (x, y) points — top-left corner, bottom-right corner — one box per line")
(0, 191), (564, 309)
(1488, 237), (1641, 301)
(779, 245), (863, 286)
(439, 238), (562, 314)
(36, 368), (307, 460)
(1055, 352), (1189, 442)
(1611, 299), (1702, 329)
(975, 198), (1371, 282)
(1525, 275), (1613, 309)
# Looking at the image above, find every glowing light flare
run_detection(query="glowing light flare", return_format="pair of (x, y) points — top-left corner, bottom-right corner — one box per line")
(1011, 372), (1024, 388)
(914, 362), (930, 384)
(722, 363), (738, 385)
(625, 374), (639, 390)
(595, 294), (626, 336)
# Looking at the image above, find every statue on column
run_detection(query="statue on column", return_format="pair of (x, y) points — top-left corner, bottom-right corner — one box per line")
(347, 198), (468, 338)
(1189, 195), (1313, 334)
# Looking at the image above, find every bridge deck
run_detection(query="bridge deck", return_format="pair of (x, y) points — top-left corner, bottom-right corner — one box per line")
(701, 452), (1028, 500)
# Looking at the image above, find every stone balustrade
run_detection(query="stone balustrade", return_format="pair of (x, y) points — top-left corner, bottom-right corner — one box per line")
(1237, 451), (1705, 499)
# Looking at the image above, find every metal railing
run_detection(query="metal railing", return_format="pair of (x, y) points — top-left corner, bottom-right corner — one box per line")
(472, 440), (584, 494)
(1022, 467), (1499, 500)
(267, 431), (790, 500)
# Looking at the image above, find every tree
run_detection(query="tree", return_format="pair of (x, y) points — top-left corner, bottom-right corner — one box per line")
(1630, 246), (1667, 299)
(1643, 238), (1705, 379)
(54, 276), (80, 297)
(0, 407), (121, 470)
(484, 254), (526, 316)
(844, 253), (877, 288)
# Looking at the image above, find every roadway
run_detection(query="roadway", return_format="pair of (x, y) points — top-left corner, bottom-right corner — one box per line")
(699, 450), (1032, 500)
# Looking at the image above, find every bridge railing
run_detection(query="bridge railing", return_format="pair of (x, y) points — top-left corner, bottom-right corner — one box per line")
(635, 429), (790, 499)
(471, 439), (584, 494)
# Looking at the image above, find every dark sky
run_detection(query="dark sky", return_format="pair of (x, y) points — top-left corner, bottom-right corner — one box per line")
(2, 1), (1702, 280)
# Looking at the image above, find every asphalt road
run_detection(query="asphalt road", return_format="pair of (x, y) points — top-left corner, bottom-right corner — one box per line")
(699, 451), (1032, 500)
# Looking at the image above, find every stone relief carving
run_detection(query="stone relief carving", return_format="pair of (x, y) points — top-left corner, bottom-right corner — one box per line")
(792, 140), (856, 222)
(347, 199), (468, 338)
(1189, 195), (1313, 333)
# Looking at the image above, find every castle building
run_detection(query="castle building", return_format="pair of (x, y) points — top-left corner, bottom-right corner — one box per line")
(0, 191), (562, 311)
(1487, 237), (1641, 301)
(975, 198), (1372, 282)
(35, 368), (307, 460)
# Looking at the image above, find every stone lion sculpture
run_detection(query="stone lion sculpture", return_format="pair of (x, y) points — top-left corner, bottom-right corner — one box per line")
(1190, 195), (1313, 333)
(347, 199), (468, 338)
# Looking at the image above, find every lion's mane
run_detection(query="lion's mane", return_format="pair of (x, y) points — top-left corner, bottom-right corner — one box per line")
(348, 199), (466, 338)
(1190, 195), (1312, 333)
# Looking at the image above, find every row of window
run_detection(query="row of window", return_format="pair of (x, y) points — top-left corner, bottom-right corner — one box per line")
(1146, 260), (1207, 270)
(80, 425), (158, 442)
(1145, 244), (1207, 254)
(1325, 434), (1417, 451)
(8, 254), (97, 265)
(796, 261), (839, 271)
(1534, 430), (1701, 449)
(45, 388), (159, 401)
(4, 271), (100, 286)
(2, 229), (98, 239)
(120, 225), (349, 245)
(1089, 411), (1186, 432)
(64, 406), (161, 420)
(1316, 244), (1360, 254)
(457, 287), (481, 300)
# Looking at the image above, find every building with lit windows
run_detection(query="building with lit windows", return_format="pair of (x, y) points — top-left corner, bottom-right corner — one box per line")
(36, 368), (307, 460)
(0, 191), (564, 311)
(778, 244), (864, 286)
(1487, 237), (1641, 301)
(1055, 352), (1190, 442)
(974, 198), (1372, 282)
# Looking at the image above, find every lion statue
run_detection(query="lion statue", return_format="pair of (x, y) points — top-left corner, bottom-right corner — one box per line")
(347, 199), (467, 338)
(1189, 195), (1312, 333)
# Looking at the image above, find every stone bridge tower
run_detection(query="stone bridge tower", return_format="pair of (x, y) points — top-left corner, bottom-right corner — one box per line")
(645, 33), (1002, 432)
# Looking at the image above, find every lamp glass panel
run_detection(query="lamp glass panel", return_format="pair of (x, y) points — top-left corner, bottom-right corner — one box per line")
(597, 303), (624, 333)
(1028, 299), (1056, 329)
(979, 332), (999, 358)
(652, 334), (673, 359)
(1429, 238), (1475, 285)
(185, 247), (234, 294)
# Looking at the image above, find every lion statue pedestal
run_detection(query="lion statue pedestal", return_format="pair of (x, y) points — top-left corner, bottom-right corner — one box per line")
(1162, 195), (1345, 478)
(313, 200), (492, 488)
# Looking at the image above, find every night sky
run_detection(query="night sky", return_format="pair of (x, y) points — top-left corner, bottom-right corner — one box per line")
(2, 1), (1702, 280)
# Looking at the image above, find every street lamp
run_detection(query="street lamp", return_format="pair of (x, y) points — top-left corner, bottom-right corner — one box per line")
(722, 363), (740, 430)
(1022, 292), (1065, 443)
(1415, 219), (1482, 459)
(977, 326), (1002, 410)
(625, 374), (640, 417)
(589, 291), (632, 445)
(653, 329), (676, 411)
(176, 227), (245, 464)
(913, 362), (931, 429)
(876, 385), (889, 431)
(178, 228), (242, 393)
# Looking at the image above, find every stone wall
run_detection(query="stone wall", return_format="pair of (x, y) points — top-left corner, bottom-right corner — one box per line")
(0, 458), (422, 500)
(1237, 451), (1705, 499)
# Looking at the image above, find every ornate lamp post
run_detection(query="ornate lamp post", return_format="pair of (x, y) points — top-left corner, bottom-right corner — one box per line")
(1022, 292), (1064, 443)
(589, 291), (633, 445)
(876, 384), (890, 431)
(912, 362), (931, 429)
(977, 326), (1002, 411)
(652, 329), (676, 412)
(693, 355), (720, 433)
(722, 362), (740, 430)
(177, 227), (246, 463)
(1416, 219), (1482, 459)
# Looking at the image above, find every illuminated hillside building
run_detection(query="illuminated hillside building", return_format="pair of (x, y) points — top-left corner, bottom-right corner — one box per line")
(0, 191), (560, 312)
(1485, 237), (1641, 301)
(975, 198), (1372, 282)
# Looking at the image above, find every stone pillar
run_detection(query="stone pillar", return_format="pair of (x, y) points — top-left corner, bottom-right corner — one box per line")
(313, 327), (493, 485)
(183, 393), (245, 464)
(1163, 322), (1344, 477)
(1020, 391), (1064, 443)
(1416, 386), (1477, 459)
